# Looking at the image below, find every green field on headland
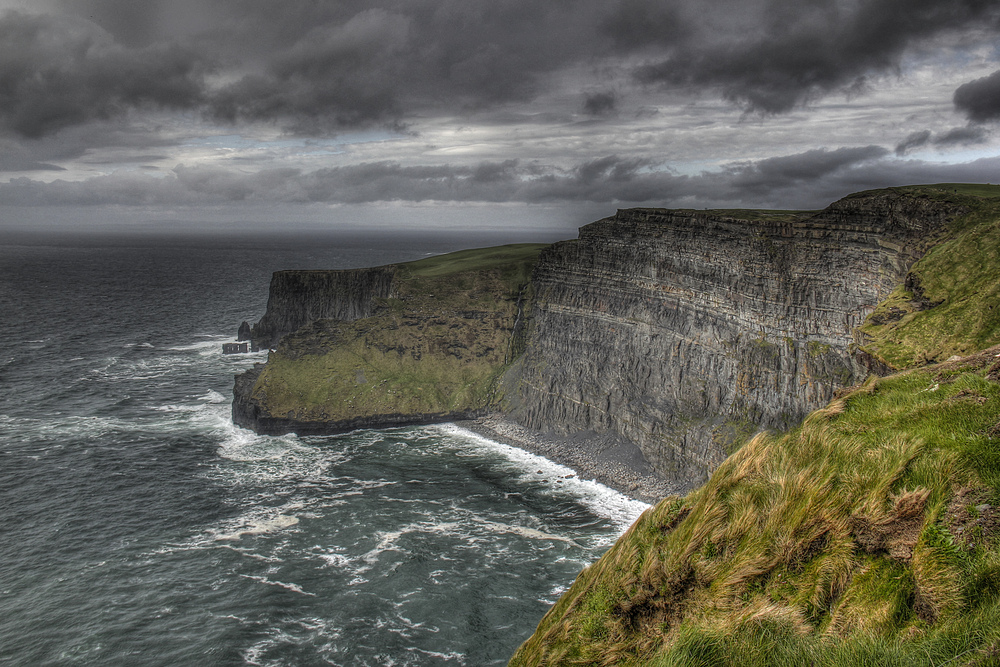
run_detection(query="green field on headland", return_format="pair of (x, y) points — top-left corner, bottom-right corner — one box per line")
(247, 244), (546, 424)
(859, 186), (1000, 370)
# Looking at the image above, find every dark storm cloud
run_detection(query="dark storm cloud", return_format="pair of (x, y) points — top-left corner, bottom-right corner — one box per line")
(895, 130), (932, 156)
(7, 145), (977, 211)
(0, 11), (207, 138)
(954, 69), (1000, 122)
(624, 0), (1000, 113)
(6, 0), (997, 139)
(935, 125), (989, 146)
(723, 146), (891, 193)
(207, 8), (411, 130)
(893, 126), (990, 155)
(583, 92), (617, 116)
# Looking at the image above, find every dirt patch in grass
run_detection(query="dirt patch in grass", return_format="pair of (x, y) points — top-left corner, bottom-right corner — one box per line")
(948, 388), (989, 405)
(989, 360), (1000, 383)
(945, 487), (1000, 551)
(850, 489), (930, 562)
(935, 344), (1000, 383)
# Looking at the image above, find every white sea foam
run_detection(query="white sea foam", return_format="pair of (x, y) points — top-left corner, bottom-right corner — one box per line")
(214, 514), (300, 541)
(200, 389), (227, 404)
(436, 424), (650, 533)
(239, 574), (315, 596)
(470, 517), (582, 546)
(165, 337), (233, 352)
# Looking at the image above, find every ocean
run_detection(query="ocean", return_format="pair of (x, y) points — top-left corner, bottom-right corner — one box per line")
(0, 232), (647, 666)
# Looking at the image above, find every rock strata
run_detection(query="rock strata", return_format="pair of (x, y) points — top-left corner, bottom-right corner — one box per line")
(502, 190), (965, 492)
(250, 266), (396, 349)
(233, 245), (544, 439)
(232, 191), (966, 496)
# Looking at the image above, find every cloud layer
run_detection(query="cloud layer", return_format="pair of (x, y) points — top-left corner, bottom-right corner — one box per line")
(3, 0), (1000, 138)
(2, 0), (1000, 223)
(6, 148), (999, 213)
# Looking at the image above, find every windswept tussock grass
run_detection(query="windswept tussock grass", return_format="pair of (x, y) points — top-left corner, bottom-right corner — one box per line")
(512, 348), (1000, 666)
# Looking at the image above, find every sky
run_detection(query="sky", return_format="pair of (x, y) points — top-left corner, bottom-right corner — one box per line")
(2, 0), (1000, 235)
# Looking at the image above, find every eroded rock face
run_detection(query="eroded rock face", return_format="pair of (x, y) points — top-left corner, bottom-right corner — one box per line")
(237, 321), (252, 341)
(503, 191), (964, 491)
(249, 266), (396, 348)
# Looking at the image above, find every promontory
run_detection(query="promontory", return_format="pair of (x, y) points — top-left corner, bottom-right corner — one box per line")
(233, 183), (1000, 665)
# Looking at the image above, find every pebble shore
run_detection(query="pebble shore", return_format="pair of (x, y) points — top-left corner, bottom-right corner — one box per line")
(459, 414), (677, 505)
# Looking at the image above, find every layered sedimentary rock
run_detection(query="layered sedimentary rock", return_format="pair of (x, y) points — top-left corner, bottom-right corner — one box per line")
(232, 189), (965, 492)
(233, 245), (544, 436)
(250, 267), (396, 349)
(502, 190), (965, 491)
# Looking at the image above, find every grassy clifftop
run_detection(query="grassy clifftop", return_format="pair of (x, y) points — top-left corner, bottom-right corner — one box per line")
(511, 185), (1000, 666)
(246, 244), (545, 424)
(858, 184), (1000, 370)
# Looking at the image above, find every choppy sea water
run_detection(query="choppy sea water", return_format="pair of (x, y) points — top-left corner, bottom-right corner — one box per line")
(0, 232), (646, 666)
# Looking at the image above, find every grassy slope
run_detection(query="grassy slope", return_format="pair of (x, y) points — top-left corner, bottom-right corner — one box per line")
(511, 186), (1000, 667)
(859, 184), (1000, 369)
(250, 244), (546, 421)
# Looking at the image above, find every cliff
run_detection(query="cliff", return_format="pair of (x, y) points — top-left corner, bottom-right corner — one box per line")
(232, 244), (544, 435)
(250, 266), (396, 349)
(510, 183), (1000, 666)
(502, 189), (966, 492)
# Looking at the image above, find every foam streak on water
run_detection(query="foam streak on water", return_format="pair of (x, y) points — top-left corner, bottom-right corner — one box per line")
(0, 237), (640, 666)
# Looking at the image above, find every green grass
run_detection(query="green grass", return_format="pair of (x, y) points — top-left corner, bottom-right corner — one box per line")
(896, 183), (1000, 199)
(511, 349), (1000, 666)
(250, 244), (546, 422)
(859, 187), (1000, 369)
(673, 209), (818, 223)
(402, 243), (548, 281)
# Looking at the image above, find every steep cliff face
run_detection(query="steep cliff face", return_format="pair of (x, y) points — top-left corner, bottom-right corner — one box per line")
(233, 245), (545, 436)
(250, 266), (396, 349)
(502, 190), (966, 491)
(511, 185), (1000, 665)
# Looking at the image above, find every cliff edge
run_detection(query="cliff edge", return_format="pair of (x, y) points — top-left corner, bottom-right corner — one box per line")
(503, 188), (965, 492)
(233, 244), (544, 435)
(234, 186), (984, 497)
(510, 183), (1000, 666)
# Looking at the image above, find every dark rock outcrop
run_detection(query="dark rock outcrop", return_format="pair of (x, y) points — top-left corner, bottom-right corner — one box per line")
(249, 266), (396, 349)
(501, 190), (965, 492)
(237, 321), (252, 341)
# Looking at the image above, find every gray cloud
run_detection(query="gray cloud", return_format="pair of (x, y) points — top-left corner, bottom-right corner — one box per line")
(207, 8), (411, 130)
(583, 91), (618, 116)
(3, 0), (997, 140)
(935, 125), (989, 146)
(954, 69), (1000, 122)
(895, 130), (932, 156)
(894, 125), (990, 156)
(9, 146), (995, 212)
(723, 146), (891, 192)
(624, 0), (1000, 113)
(0, 11), (206, 138)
